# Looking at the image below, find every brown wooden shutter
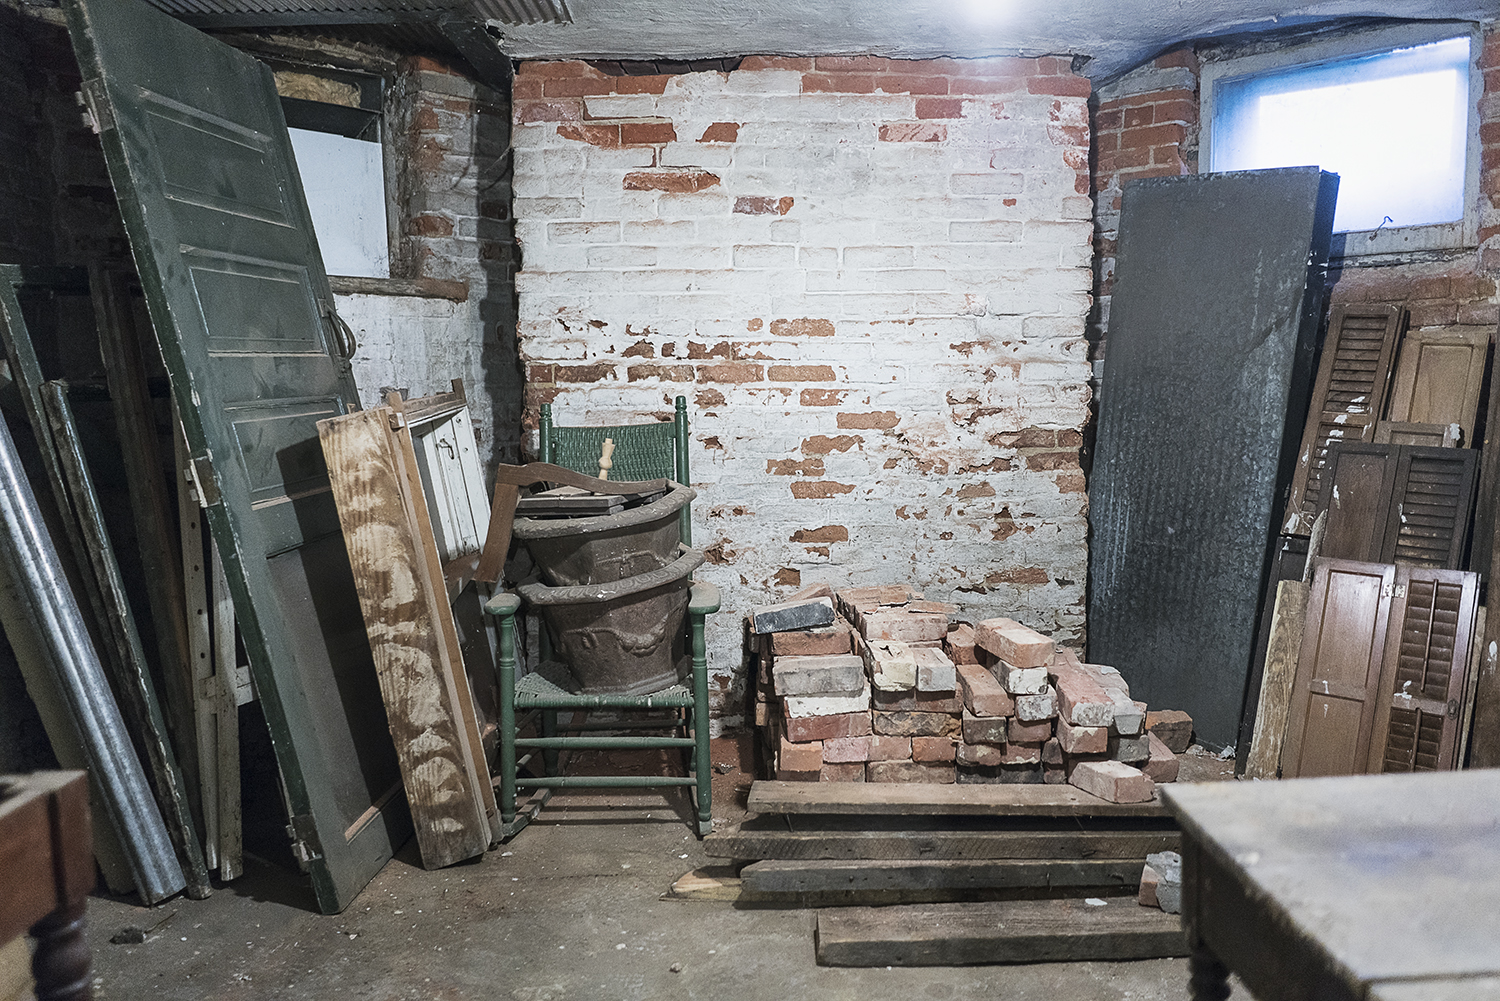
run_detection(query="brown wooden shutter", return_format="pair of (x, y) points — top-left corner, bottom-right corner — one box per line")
(1379, 446), (1477, 570)
(1373, 421), (1460, 448)
(1384, 326), (1488, 445)
(1283, 304), (1403, 534)
(1281, 558), (1396, 778)
(1316, 442), (1397, 563)
(1368, 568), (1478, 773)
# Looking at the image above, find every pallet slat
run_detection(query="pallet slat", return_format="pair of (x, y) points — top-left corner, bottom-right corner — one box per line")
(747, 780), (1167, 818)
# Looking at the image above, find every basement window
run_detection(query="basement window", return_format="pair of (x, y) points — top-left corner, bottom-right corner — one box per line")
(276, 66), (392, 279)
(1202, 25), (1480, 259)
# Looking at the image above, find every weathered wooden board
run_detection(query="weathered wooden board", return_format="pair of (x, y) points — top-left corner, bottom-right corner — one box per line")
(705, 825), (1180, 861)
(661, 867), (742, 902)
(319, 408), (492, 868)
(815, 898), (1188, 966)
(744, 858), (1146, 894)
(747, 780), (1167, 818)
(1244, 579), (1311, 780)
(1089, 167), (1338, 747)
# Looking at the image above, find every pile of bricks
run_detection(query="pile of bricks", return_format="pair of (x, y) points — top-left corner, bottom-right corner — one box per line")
(751, 584), (1192, 801)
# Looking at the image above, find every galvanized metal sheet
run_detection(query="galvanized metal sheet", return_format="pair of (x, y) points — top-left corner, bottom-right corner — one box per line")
(1088, 167), (1338, 748)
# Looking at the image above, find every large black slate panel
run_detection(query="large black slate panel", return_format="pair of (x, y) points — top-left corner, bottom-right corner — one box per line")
(1088, 167), (1338, 748)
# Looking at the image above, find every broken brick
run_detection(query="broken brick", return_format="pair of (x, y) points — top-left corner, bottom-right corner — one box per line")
(957, 662), (1015, 717)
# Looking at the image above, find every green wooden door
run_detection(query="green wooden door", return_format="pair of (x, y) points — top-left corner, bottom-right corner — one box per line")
(65, 0), (410, 912)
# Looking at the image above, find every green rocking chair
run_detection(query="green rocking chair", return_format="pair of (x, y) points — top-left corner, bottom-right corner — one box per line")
(484, 396), (720, 838)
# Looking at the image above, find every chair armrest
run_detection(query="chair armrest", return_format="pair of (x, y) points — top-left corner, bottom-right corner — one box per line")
(483, 591), (521, 618)
(688, 580), (721, 616)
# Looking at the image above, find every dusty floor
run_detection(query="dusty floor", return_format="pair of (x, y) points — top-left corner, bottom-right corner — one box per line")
(77, 741), (1238, 1001)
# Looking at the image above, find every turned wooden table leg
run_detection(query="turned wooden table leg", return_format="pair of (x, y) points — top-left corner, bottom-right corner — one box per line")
(1189, 942), (1231, 1001)
(31, 899), (91, 1001)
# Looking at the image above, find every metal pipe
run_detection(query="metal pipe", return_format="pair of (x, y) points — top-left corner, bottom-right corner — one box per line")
(513, 736), (696, 749)
(516, 776), (698, 789)
(0, 411), (184, 900)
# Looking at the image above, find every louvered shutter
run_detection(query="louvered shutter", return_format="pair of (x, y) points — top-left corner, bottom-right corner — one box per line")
(1384, 326), (1488, 445)
(1379, 446), (1477, 570)
(1316, 442), (1397, 563)
(1283, 305), (1403, 534)
(1282, 558), (1396, 778)
(1368, 568), (1478, 773)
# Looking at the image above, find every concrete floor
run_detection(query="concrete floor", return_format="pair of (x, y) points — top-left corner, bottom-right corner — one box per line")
(79, 744), (1237, 1001)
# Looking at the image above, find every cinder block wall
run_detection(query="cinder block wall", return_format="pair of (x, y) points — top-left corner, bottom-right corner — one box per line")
(1089, 29), (1500, 368)
(512, 56), (1095, 724)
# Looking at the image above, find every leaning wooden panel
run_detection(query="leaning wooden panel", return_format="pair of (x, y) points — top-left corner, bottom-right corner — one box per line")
(1281, 558), (1395, 778)
(1378, 446), (1477, 571)
(1373, 421), (1460, 448)
(1244, 579), (1311, 780)
(1314, 442), (1397, 563)
(1283, 304), (1403, 535)
(1367, 567), (1478, 773)
(1384, 326), (1488, 445)
(319, 408), (491, 867)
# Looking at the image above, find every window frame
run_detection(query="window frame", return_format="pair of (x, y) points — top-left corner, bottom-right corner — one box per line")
(1200, 21), (1483, 262)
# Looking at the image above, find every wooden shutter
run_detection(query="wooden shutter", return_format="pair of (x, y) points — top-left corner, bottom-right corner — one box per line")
(1373, 421), (1460, 448)
(1384, 326), (1488, 444)
(1281, 558), (1395, 778)
(1379, 446), (1477, 570)
(1316, 442), (1397, 563)
(1283, 304), (1403, 535)
(1367, 568), (1478, 773)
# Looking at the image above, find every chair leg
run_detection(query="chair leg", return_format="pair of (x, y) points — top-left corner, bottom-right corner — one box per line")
(689, 609), (712, 836)
(496, 608), (518, 829)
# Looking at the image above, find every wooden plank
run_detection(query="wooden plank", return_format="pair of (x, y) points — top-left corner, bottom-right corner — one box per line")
(209, 539), (242, 881)
(318, 407), (492, 868)
(90, 265), (202, 831)
(1459, 606), (1485, 767)
(1245, 579), (1311, 779)
(815, 898), (1188, 967)
(327, 275), (469, 301)
(705, 826), (1180, 861)
(746, 780), (1167, 818)
(176, 409), (220, 874)
(743, 858), (1147, 894)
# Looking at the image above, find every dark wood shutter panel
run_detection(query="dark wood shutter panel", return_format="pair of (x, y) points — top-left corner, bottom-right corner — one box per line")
(1373, 421), (1460, 448)
(1369, 568), (1477, 773)
(1384, 326), (1489, 444)
(1281, 558), (1396, 778)
(1283, 305), (1403, 534)
(1382, 447), (1477, 570)
(1316, 442), (1397, 563)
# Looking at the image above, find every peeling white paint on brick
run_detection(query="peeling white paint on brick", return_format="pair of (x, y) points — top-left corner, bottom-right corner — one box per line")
(513, 57), (1094, 723)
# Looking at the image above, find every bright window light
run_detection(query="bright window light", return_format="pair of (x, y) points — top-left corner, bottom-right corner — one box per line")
(1209, 36), (1470, 233)
(288, 127), (390, 278)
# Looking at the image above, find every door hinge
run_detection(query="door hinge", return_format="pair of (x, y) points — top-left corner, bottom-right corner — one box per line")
(77, 78), (115, 134)
(1382, 582), (1406, 599)
(188, 453), (222, 508)
(285, 814), (324, 866)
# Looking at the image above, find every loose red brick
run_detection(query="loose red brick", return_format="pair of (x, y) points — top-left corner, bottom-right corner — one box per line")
(1050, 650), (1117, 727)
(957, 662), (1014, 717)
(1138, 863), (1162, 908)
(912, 736), (956, 762)
(956, 742), (1006, 767)
(1056, 716), (1108, 754)
(872, 688), (962, 714)
(867, 760), (954, 783)
(820, 761), (866, 782)
(770, 621), (852, 658)
(974, 617), (1053, 668)
(863, 610), (949, 644)
(778, 736), (823, 773)
(623, 169), (720, 192)
(784, 710), (871, 743)
(1007, 716), (1054, 743)
(1143, 732), (1179, 783)
(822, 734), (871, 763)
(873, 710), (960, 738)
(868, 735), (912, 761)
(1069, 760), (1155, 803)
(620, 121), (677, 144)
(960, 709), (1007, 745)
(1145, 709), (1193, 753)
(698, 121), (741, 142)
(945, 623), (981, 666)
(998, 741), (1043, 765)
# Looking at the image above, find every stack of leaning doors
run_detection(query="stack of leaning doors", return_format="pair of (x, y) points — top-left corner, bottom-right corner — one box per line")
(1244, 300), (1493, 779)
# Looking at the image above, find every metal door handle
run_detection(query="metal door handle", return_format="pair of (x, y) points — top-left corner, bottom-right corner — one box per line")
(318, 298), (358, 360)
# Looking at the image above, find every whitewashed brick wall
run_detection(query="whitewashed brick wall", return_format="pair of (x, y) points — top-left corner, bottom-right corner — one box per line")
(512, 56), (1094, 724)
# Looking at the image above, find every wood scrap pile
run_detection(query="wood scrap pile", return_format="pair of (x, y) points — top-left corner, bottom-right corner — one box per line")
(751, 584), (1193, 803)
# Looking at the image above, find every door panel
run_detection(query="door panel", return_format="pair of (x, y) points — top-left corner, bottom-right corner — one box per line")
(1385, 327), (1488, 445)
(1283, 304), (1403, 534)
(1317, 442), (1397, 563)
(65, 0), (408, 912)
(1282, 558), (1394, 778)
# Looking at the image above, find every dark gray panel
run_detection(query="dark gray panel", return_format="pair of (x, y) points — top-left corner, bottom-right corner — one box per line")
(1088, 167), (1338, 747)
